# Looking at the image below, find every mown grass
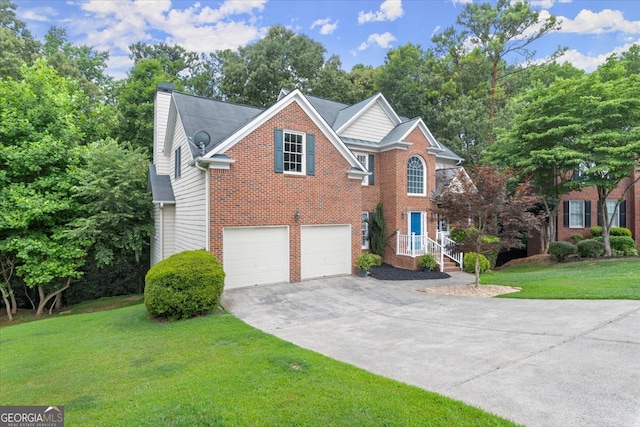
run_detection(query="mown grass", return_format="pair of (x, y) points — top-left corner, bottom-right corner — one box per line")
(0, 304), (516, 426)
(482, 257), (640, 299)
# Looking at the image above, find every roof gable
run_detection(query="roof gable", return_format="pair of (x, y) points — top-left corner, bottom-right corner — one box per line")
(204, 89), (367, 176)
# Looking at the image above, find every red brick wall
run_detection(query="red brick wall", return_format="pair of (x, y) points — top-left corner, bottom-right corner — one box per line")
(557, 174), (638, 242)
(379, 127), (437, 269)
(208, 101), (363, 282)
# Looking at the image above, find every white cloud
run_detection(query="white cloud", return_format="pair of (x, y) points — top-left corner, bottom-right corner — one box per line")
(358, 0), (404, 24)
(537, 39), (640, 72)
(358, 32), (397, 50)
(558, 9), (640, 35)
(311, 18), (338, 35)
(449, 0), (473, 5)
(530, 0), (573, 6)
(20, 7), (58, 22)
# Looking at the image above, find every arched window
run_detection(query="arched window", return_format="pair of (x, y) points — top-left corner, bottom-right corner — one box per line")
(407, 155), (426, 195)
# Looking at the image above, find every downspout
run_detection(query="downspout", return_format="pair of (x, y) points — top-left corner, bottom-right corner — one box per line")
(159, 202), (164, 260)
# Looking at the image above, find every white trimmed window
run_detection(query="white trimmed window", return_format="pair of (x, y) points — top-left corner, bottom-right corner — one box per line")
(361, 212), (370, 249)
(407, 155), (426, 195)
(283, 131), (305, 174)
(569, 200), (585, 228)
(174, 146), (181, 179)
(356, 153), (369, 185)
(606, 200), (619, 227)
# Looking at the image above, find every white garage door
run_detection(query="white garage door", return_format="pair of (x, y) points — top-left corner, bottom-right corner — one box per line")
(301, 225), (351, 280)
(223, 227), (289, 289)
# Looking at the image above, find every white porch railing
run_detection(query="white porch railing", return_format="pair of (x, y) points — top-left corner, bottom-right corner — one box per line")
(396, 233), (463, 272)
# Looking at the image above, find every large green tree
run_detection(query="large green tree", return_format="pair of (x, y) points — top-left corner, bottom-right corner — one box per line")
(216, 25), (327, 107)
(495, 50), (640, 256)
(0, 60), (91, 316)
(0, 0), (40, 79)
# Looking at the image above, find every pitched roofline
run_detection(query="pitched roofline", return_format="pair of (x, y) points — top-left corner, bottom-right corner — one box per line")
(335, 93), (402, 134)
(206, 89), (366, 174)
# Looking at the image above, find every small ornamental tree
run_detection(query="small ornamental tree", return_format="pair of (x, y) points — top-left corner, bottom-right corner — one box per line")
(434, 165), (542, 286)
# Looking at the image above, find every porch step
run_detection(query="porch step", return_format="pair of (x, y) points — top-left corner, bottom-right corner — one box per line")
(442, 258), (461, 272)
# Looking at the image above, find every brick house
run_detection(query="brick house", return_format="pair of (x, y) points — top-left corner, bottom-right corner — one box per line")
(149, 84), (465, 289)
(557, 170), (639, 242)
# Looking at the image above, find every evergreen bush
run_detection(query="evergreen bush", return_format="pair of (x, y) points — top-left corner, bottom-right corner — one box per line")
(577, 239), (605, 258)
(549, 241), (577, 261)
(145, 250), (225, 320)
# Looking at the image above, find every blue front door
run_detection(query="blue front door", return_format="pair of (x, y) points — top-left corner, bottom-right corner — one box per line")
(410, 212), (422, 250)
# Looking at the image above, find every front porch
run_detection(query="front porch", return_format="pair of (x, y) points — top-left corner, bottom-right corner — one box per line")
(396, 233), (463, 272)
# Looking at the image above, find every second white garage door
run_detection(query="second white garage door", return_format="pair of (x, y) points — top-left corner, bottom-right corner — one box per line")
(223, 226), (289, 289)
(301, 225), (351, 280)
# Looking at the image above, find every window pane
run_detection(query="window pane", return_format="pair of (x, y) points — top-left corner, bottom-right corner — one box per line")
(569, 201), (584, 228)
(283, 131), (304, 173)
(407, 156), (424, 194)
(606, 200), (619, 227)
(361, 212), (369, 248)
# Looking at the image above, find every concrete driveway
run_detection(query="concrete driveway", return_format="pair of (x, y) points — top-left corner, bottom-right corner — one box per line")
(221, 273), (640, 427)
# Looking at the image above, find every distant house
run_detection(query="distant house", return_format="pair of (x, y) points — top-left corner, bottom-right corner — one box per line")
(149, 84), (466, 289)
(528, 170), (640, 255)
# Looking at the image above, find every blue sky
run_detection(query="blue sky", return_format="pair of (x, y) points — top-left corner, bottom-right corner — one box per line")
(15, 0), (640, 80)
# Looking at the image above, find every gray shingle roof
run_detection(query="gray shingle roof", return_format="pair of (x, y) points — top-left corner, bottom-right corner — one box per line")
(148, 164), (175, 203)
(172, 92), (263, 158)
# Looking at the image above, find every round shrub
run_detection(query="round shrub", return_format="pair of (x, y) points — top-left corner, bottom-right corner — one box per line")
(577, 239), (604, 258)
(609, 236), (636, 254)
(549, 241), (577, 261)
(463, 252), (490, 274)
(589, 226), (602, 237)
(610, 227), (632, 237)
(145, 250), (225, 320)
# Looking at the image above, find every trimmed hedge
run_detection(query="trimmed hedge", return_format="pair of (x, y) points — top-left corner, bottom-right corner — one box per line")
(593, 236), (637, 255)
(577, 239), (604, 258)
(463, 252), (490, 274)
(611, 227), (632, 237)
(145, 250), (225, 320)
(549, 241), (577, 261)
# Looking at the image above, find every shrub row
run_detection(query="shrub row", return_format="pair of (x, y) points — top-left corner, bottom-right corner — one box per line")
(550, 235), (638, 261)
(590, 226), (632, 237)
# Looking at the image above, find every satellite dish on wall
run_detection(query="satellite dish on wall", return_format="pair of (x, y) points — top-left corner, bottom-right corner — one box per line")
(193, 130), (210, 155)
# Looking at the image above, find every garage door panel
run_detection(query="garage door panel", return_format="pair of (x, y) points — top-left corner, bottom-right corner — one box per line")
(224, 227), (289, 289)
(301, 225), (351, 280)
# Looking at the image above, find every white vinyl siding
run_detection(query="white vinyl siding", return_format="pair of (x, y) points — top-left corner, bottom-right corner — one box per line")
(223, 227), (289, 288)
(153, 90), (173, 175)
(171, 121), (207, 253)
(341, 102), (396, 141)
(301, 225), (351, 280)
(150, 203), (175, 266)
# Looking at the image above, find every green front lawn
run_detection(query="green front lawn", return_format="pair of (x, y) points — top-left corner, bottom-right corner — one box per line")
(482, 257), (640, 299)
(0, 304), (516, 426)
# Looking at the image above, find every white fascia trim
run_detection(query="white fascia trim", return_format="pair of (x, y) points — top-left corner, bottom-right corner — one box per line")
(152, 200), (176, 205)
(191, 156), (236, 170)
(398, 118), (443, 151)
(379, 141), (412, 152)
(207, 89), (365, 173)
(336, 93), (402, 134)
(348, 169), (371, 180)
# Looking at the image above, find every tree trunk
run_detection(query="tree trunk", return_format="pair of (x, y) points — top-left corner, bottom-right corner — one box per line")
(1, 287), (12, 321)
(1, 258), (17, 314)
(474, 254), (480, 288)
(36, 277), (71, 317)
(599, 191), (612, 257)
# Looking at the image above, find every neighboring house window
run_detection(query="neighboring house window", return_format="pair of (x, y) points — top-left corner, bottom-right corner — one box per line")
(174, 146), (181, 179)
(407, 155), (425, 195)
(361, 212), (370, 249)
(606, 200), (619, 227)
(274, 129), (315, 176)
(600, 199), (627, 228)
(564, 200), (591, 228)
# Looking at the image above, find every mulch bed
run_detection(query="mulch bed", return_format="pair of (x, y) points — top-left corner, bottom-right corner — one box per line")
(369, 263), (451, 281)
